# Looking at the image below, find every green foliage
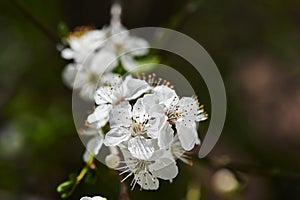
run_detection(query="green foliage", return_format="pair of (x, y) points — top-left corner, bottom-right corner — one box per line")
(57, 178), (77, 199)
(57, 155), (95, 198)
(113, 55), (160, 75)
(134, 55), (160, 73)
(57, 21), (70, 39)
(112, 62), (127, 75)
(84, 168), (98, 184)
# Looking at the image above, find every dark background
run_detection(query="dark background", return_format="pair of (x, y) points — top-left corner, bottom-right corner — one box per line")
(1, 0), (300, 199)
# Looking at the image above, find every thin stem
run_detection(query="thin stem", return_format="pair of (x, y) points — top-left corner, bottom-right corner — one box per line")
(198, 157), (300, 183)
(77, 155), (95, 183)
(12, 0), (61, 43)
(119, 174), (130, 200)
(57, 155), (95, 198)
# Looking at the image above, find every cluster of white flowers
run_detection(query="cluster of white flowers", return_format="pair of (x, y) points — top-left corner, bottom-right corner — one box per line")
(58, 2), (208, 196)
(60, 3), (149, 100)
(86, 74), (207, 190)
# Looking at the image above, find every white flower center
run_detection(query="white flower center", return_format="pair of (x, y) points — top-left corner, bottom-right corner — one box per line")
(130, 121), (146, 137)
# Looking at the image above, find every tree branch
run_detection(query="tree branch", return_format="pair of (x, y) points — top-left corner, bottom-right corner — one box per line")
(12, 0), (61, 43)
(119, 175), (130, 200)
(198, 156), (300, 183)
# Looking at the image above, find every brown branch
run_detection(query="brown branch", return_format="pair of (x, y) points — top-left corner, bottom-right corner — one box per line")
(198, 157), (300, 183)
(119, 175), (130, 200)
(12, 0), (61, 43)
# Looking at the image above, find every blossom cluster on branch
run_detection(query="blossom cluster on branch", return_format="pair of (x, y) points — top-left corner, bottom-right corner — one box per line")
(57, 3), (207, 198)
(60, 3), (149, 100)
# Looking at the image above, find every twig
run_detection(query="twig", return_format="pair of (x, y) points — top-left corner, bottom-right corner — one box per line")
(119, 175), (130, 200)
(167, 1), (202, 30)
(198, 157), (300, 183)
(12, 0), (61, 43)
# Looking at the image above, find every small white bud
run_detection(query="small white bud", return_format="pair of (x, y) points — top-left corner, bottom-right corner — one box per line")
(105, 154), (120, 169)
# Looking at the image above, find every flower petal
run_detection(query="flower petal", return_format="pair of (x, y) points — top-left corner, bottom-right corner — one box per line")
(83, 133), (104, 162)
(62, 63), (78, 88)
(158, 121), (174, 149)
(120, 55), (139, 71)
(128, 136), (156, 160)
(135, 171), (159, 190)
(122, 76), (151, 100)
(124, 36), (149, 56)
(68, 38), (81, 51)
(150, 158), (178, 180)
(178, 97), (199, 120)
(109, 101), (132, 127)
(146, 113), (166, 139)
(100, 73), (122, 86)
(90, 50), (118, 73)
(176, 121), (200, 151)
(80, 196), (107, 200)
(153, 85), (178, 108)
(61, 48), (74, 60)
(87, 134), (104, 155)
(94, 86), (115, 105)
(104, 127), (131, 146)
(132, 98), (148, 123)
(142, 94), (165, 114)
(87, 104), (112, 127)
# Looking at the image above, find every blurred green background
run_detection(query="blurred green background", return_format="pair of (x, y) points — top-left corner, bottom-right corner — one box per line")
(1, 0), (300, 199)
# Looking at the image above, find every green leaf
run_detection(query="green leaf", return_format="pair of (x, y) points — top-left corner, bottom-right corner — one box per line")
(112, 62), (126, 75)
(57, 179), (77, 199)
(57, 22), (70, 39)
(57, 180), (73, 193)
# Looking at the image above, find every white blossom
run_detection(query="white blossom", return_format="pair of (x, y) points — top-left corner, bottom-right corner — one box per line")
(87, 76), (151, 128)
(103, 94), (174, 159)
(99, 3), (149, 71)
(61, 28), (105, 63)
(134, 94), (174, 149)
(62, 50), (119, 100)
(118, 148), (178, 190)
(103, 100), (158, 160)
(58, 0), (210, 193)
(60, 3), (150, 100)
(152, 85), (207, 151)
(80, 196), (107, 200)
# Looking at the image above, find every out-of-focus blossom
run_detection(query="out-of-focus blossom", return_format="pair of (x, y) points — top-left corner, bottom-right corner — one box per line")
(212, 169), (239, 193)
(236, 56), (300, 144)
(60, 3), (149, 100)
(61, 27), (105, 63)
(80, 196), (107, 200)
(105, 153), (120, 169)
(82, 127), (104, 162)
